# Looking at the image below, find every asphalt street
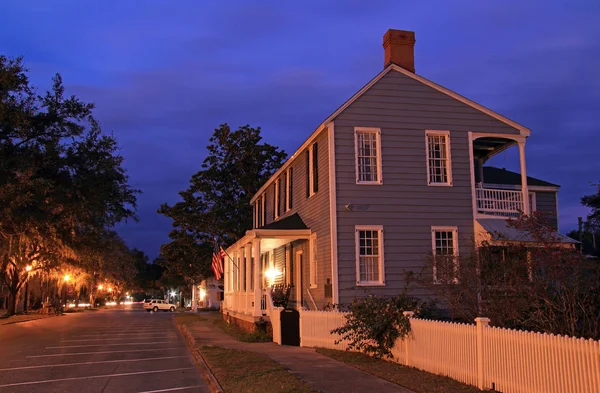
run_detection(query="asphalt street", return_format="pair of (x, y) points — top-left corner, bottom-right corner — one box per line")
(0, 307), (210, 393)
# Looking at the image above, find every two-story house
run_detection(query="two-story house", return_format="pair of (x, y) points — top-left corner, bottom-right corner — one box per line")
(220, 29), (572, 331)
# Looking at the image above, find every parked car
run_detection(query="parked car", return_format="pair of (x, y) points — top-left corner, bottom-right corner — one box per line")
(143, 299), (177, 312)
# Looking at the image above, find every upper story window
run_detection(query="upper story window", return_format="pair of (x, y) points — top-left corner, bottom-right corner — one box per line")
(306, 143), (318, 197)
(431, 226), (459, 284)
(309, 233), (317, 288)
(274, 179), (281, 219)
(285, 167), (293, 212)
(254, 194), (266, 228)
(355, 225), (385, 286)
(355, 127), (382, 184)
(425, 130), (452, 186)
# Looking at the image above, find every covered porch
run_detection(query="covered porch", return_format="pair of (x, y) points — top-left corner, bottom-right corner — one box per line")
(471, 134), (530, 218)
(222, 214), (311, 324)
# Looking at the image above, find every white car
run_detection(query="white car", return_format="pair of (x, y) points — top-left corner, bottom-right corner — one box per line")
(143, 299), (177, 312)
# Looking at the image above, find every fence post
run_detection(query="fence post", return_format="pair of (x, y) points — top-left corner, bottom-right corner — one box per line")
(475, 317), (490, 390)
(403, 311), (414, 366)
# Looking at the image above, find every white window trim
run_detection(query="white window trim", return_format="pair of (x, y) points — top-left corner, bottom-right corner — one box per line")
(431, 226), (459, 284)
(425, 130), (453, 187)
(529, 192), (537, 212)
(285, 168), (292, 212)
(309, 233), (318, 288)
(261, 194), (266, 226)
(308, 144), (316, 197)
(354, 127), (383, 185)
(274, 179), (280, 219)
(355, 225), (385, 286)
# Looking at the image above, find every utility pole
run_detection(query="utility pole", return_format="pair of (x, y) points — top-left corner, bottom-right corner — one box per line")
(578, 217), (583, 254)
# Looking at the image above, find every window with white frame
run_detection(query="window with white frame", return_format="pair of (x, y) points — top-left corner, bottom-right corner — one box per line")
(306, 143), (318, 197)
(285, 167), (293, 212)
(529, 192), (536, 212)
(426, 131), (452, 186)
(261, 194), (266, 226)
(355, 226), (384, 285)
(431, 226), (459, 284)
(309, 233), (317, 288)
(274, 178), (281, 219)
(355, 127), (382, 184)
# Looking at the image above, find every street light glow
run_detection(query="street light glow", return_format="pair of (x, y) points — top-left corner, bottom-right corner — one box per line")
(98, 284), (104, 290)
(170, 291), (176, 297)
(108, 287), (112, 292)
(64, 274), (70, 282)
(25, 265), (32, 272)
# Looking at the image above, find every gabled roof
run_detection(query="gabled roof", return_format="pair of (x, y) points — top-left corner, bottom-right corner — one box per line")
(483, 167), (560, 188)
(324, 64), (531, 136)
(259, 213), (308, 230)
(251, 64), (531, 203)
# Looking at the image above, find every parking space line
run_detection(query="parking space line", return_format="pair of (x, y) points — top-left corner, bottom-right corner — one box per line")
(0, 356), (187, 372)
(61, 336), (177, 342)
(47, 341), (180, 349)
(0, 367), (195, 388)
(27, 347), (185, 358)
(137, 386), (203, 393)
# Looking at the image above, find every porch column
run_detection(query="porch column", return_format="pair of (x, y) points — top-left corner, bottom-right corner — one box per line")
(245, 243), (252, 315)
(518, 140), (530, 214)
(252, 238), (262, 317)
(245, 243), (252, 293)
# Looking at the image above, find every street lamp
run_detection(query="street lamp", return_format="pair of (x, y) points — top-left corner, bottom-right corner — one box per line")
(98, 284), (104, 290)
(63, 274), (71, 308)
(24, 265), (32, 314)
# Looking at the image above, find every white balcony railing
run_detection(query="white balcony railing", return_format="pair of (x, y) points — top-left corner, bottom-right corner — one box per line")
(476, 188), (523, 216)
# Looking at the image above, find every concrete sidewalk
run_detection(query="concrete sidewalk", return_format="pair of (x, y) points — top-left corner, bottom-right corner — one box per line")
(185, 312), (414, 393)
(0, 313), (58, 326)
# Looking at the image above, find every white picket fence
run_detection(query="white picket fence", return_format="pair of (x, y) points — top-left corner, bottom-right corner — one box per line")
(298, 310), (600, 393)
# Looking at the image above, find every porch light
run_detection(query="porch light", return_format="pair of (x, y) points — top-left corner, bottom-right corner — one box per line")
(265, 267), (282, 285)
(199, 288), (206, 300)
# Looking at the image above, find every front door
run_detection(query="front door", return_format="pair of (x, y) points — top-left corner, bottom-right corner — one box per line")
(295, 251), (303, 309)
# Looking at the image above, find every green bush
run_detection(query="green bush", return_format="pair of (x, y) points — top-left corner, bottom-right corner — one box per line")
(332, 292), (425, 359)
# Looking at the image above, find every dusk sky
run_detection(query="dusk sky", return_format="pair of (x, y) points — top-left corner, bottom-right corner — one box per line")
(1, 1), (598, 259)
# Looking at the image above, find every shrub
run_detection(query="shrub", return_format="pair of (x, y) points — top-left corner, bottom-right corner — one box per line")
(332, 291), (425, 359)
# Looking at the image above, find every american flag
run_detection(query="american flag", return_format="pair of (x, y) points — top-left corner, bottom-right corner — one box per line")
(212, 244), (226, 281)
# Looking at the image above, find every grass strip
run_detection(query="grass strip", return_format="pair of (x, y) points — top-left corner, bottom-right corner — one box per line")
(212, 319), (272, 343)
(201, 345), (319, 393)
(316, 348), (483, 393)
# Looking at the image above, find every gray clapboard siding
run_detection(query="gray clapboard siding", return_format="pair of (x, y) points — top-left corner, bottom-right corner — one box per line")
(255, 129), (332, 309)
(332, 69), (520, 305)
(535, 191), (559, 230)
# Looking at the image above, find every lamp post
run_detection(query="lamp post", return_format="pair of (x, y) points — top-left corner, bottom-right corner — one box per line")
(63, 274), (71, 309)
(24, 265), (32, 314)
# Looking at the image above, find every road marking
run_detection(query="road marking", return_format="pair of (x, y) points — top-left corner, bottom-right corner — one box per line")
(46, 341), (179, 349)
(137, 386), (203, 393)
(27, 347), (184, 358)
(61, 336), (177, 342)
(0, 367), (195, 388)
(70, 332), (174, 337)
(0, 356), (186, 372)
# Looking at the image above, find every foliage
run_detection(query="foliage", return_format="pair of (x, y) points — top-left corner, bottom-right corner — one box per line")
(159, 231), (212, 284)
(270, 284), (292, 308)
(332, 291), (426, 359)
(411, 212), (600, 339)
(0, 55), (138, 314)
(582, 183), (600, 233)
(158, 123), (286, 280)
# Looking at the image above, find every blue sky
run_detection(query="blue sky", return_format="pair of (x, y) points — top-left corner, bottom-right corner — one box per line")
(1, 1), (598, 259)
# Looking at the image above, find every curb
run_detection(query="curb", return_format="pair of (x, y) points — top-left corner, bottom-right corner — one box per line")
(177, 323), (224, 393)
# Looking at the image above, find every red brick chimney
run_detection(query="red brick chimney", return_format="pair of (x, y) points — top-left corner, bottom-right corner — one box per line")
(383, 29), (416, 72)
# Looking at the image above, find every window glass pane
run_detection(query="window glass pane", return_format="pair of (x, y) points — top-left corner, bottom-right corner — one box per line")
(357, 131), (379, 182)
(428, 135), (448, 183)
(358, 229), (380, 283)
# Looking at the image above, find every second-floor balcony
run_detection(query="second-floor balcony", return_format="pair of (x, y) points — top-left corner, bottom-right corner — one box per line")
(476, 186), (523, 217)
